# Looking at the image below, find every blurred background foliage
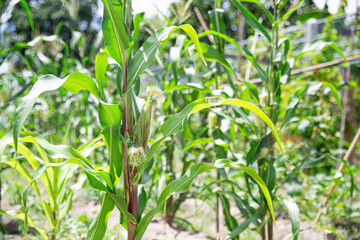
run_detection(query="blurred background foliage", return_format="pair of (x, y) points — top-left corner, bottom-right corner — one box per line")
(1, 0), (360, 239)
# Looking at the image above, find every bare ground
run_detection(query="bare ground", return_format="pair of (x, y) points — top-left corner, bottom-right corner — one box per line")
(2, 198), (345, 239)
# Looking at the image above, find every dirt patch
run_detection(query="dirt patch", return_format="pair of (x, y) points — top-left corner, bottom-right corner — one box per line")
(72, 200), (211, 239)
(2, 199), (347, 239)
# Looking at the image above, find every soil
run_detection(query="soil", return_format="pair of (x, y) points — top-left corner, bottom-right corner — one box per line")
(69, 199), (345, 240)
(1, 198), (345, 240)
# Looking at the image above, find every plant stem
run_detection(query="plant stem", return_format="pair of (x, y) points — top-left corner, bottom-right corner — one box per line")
(122, 56), (130, 200)
(122, 1), (137, 239)
(265, 2), (278, 240)
(261, 216), (266, 240)
(165, 140), (174, 224)
(267, 212), (273, 240)
(216, 170), (220, 240)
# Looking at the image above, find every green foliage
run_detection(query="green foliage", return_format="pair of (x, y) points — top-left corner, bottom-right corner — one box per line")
(1, 0), (359, 239)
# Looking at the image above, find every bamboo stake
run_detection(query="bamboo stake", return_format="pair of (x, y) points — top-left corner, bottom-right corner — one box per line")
(245, 17), (262, 81)
(290, 55), (360, 75)
(194, 7), (214, 44)
(237, 9), (243, 72)
(249, 55), (360, 84)
(339, 9), (357, 155)
(313, 127), (360, 224)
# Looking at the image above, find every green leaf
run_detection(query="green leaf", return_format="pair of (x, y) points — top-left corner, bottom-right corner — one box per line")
(240, 80), (260, 104)
(313, 226), (344, 240)
(95, 49), (108, 98)
(283, 197), (300, 240)
(13, 72), (119, 151)
(200, 43), (234, 75)
(101, 125), (123, 180)
(284, 226), (344, 240)
(127, 24), (206, 92)
(198, 30), (268, 84)
(101, 0), (129, 66)
(99, 103), (122, 129)
(146, 97), (285, 162)
(1, 0), (34, 32)
(87, 194), (115, 240)
(11, 132), (113, 191)
(220, 194), (237, 231)
(19, 0), (34, 32)
(135, 159), (276, 239)
(274, 0), (304, 25)
(166, 83), (211, 94)
(322, 82), (342, 112)
(227, 217), (256, 238)
(133, 12), (145, 51)
(0, 210), (49, 240)
(282, 97), (299, 127)
(182, 138), (215, 152)
(296, 41), (346, 60)
(230, 0), (271, 42)
(108, 193), (137, 224)
(137, 186), (147, 222)
(239, 0), (273, 22)
(4, 158), (56, 230)
(341, 160), (355, 197)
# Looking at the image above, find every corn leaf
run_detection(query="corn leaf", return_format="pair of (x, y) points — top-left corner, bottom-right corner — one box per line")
(108, 192), (137, 224)
(101, 0), (129, 66)
(101, 125), (123, 180)
(230, 0), (271, 42)
(322, 81), (342, 112)
(135, 159), (275, 239)
(283, 196), (300, 240)
(239, 0), (273, 22)
(273, 0), (304, 25)
(0, 210), (49, 240)
(87, 194), (115, 240)
(127, 24), (206, 92)
(200, 42), (234, 75)
(11, 132), (113, 191)
(13, 72), (120, 151)
(198, 30), (268, 84)
(146, 97), (285, 162)
(95, 48), (109, 99)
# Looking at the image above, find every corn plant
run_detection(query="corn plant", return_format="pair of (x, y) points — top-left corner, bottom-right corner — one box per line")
(2, 1), (289, 239)
(206, 1), (345, 239)
(174, 0), (346, 239)
(0, 133), (101, 239)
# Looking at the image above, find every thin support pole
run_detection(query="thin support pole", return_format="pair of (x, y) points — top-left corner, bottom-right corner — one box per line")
(245, 17), (262, 81)
(249, 55), (360, 84)
(313, 128), (360, 224)
(194, 7), (214, 44)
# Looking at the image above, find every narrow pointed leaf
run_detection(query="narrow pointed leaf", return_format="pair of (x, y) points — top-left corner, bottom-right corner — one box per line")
(274, 0), (304, 25)
(322, 82), (342, 112)
(87, 194), (115, 240)
(127, 24), (206, 91)
(230, 0), (271, 42)
(146, 97), (285, 161)
(283, 197), (300, 240)
(198, 30), (268, 83)
(108, 193), (137, 224)
(101, 125), (122, 180)
(200, 42), (234, 75)
(135, 159), (275, 239)
(11, 132), (113, 191)
(13, 72), (120, 151)
(239, 0), (273, 22)
(95, 49), (109, 98)
(0, 210), (49, 240)
(101, 0), (129, 66)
